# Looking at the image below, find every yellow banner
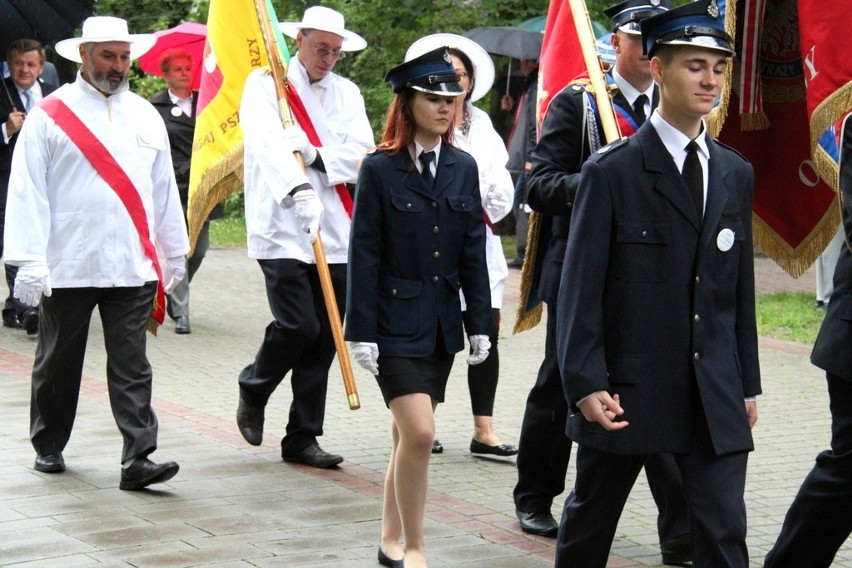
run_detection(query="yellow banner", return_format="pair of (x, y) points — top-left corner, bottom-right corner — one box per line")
(186, 0), (269, 252)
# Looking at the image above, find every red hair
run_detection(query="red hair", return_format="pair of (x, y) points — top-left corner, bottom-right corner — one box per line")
(378, 89), (454, 154)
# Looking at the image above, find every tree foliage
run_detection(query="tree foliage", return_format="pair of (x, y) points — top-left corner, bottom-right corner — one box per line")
(92, 0), (615, 133)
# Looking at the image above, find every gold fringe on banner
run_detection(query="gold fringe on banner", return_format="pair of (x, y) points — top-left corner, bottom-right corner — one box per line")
(809, 82), (852, 190)
(513, 210), (544, 334)
(186, 144), (245, 256)
(752, 199), (841, 278)
(740, 111), (770, 131)
(706, 0), (737, 138)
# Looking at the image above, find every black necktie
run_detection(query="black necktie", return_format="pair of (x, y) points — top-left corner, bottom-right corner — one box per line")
(683, 140), (704, 222)
(633, 94), (648, 125)
(419, 151), (435, 190)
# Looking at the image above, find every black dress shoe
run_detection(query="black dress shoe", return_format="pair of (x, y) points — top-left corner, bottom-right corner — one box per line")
(431, 439), (443, 454)
(236, 398), (264, 446)
(119, 458), (179, 491)
(283, 443), (343, 469)
(661, 534), (692, 566)
(34, 452), (66, 473)
(516, 509), (558, 537)
(378, 546), (404, 567)
(470, 439), (518, 456)
(2, 313), (22, 329)
(20, 308), (39, 335)
(174, 315), (191, 334)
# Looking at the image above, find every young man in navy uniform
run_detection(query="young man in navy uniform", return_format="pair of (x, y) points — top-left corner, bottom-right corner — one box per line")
(515, 2), (691, 564)
(554, 1), (761, 566)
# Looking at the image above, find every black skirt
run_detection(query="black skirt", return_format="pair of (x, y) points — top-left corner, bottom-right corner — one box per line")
(375, 352), (455, 407)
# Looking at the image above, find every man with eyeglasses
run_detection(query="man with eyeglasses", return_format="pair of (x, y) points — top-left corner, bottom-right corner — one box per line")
(236, 6), (374, 469)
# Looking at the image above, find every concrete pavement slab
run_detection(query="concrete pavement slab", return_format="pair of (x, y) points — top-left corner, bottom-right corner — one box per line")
(1, 247), (849, 567)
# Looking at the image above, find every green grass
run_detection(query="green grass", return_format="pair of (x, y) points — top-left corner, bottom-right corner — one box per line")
(756, 292), (825, 345)
(209, 217), (247, 248)
(217, 226), (823, 344)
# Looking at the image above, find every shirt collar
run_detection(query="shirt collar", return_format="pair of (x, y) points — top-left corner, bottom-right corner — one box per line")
(649, 111), (710, 161)
(414, 140), (442, 169)
(612, 69), (654, 109)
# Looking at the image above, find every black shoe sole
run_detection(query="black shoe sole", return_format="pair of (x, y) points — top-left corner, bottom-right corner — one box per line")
(282, 454), (343, 469)
(34, 460), (66, 473)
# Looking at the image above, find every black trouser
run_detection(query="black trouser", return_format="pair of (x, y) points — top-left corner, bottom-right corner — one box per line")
(764, 372), (852, 568)
(514, 301), (573, 513)
(30, 283), (159, 463)
(238, 259), (346, 456)
(515, 302), (690, 546)
(462, 307), (500, 416)
(556, 417), (748, 568)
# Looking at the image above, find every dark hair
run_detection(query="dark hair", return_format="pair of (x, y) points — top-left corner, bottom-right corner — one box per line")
(6, 38), (45, 64)
(378, 89), (454, 154)
(448, 47), (474, 102)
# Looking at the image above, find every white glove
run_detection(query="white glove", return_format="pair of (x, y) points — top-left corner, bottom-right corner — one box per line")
(163, 256), (187, 295)
(13, 262), (52, 307)
(293, 188), (324, 243)
(282, 126), (318, 165)
(467, 334), (491, 365)
(485, 184), (510, 209)
(350, 341), (379, 375)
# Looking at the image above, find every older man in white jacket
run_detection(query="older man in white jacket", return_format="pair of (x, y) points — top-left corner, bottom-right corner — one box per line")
(3, 17), (190, 490)
(236, 6), (374, 469)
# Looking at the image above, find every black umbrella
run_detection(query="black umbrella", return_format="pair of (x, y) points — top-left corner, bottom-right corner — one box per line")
(464, 26), (543, 60)
(0, 0), (95, 55)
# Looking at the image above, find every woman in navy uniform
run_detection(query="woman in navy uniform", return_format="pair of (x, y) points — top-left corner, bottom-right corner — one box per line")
(345, 47), (492, 568)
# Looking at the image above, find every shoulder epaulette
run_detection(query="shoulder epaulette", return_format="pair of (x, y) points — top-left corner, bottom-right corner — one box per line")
(596, 136), (629, 155)
(711, 138), (747, 161)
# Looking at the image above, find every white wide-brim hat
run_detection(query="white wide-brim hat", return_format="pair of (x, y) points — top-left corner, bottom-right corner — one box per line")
(278, 6), (367, 52)
(405, 33), (495, 103)
(56, 16), (157, 63)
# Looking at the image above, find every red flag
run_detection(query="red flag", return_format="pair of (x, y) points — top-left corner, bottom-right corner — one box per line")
(536, 0), (585, 123)
(719, 0), (849, 277)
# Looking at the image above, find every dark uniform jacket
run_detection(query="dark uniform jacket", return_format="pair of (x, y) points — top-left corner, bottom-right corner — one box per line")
(149, 89), (197, 206)
(527, 79), (656, 304)
(811, 113), (852, 380)
(345, 146), (491, 357)
(556, 122), (761, 457)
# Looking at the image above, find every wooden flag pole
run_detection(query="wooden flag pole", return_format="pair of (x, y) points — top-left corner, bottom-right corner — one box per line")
(253, 0), (360, 410)
(568, 0), (622, 143)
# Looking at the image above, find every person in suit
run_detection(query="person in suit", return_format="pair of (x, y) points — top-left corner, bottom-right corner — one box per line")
(1, 38), (58, 334)
(405, 34), (517, 457)
(345, 47), (492, 568)
(149, 48), (219, 335)
(553, 1), (761, 566)
(763, 113), (852, 567)
(236, 6), (374, 469)
(514, 4), (691, 564)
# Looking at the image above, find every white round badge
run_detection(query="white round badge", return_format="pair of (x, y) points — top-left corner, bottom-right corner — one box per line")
(716, 228), (735, 252)
(171, 106), (182, 117)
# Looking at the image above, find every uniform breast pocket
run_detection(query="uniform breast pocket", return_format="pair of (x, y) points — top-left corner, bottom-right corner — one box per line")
(613, 222), (669, 282)
(446, 195), (475, 235)
(710, 218), (745, 283)
(378, 274), (422, 338)
(390, 194), (425, 235)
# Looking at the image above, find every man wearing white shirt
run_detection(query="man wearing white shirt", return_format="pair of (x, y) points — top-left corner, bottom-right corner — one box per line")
(3, 17), (189, 490)
(236, 6), (374, 469)
(1, 38), (57, 333)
